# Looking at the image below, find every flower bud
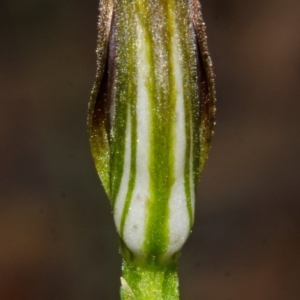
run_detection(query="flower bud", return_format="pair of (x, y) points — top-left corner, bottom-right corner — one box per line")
(88, 0), (216, 261)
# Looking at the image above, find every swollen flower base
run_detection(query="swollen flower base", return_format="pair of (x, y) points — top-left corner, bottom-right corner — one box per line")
(88, 0), (216, 298)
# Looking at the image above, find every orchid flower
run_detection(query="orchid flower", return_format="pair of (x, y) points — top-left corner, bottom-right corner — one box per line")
(88, 0), (216, 298)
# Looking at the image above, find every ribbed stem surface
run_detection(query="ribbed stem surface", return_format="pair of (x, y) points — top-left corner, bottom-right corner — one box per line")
(121, 259), (179, 300)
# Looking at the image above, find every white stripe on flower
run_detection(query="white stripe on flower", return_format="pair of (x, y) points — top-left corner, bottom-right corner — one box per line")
(167, 26), (191, 257)
(122, 18), (151, 256)
(114, 108), (132, 232)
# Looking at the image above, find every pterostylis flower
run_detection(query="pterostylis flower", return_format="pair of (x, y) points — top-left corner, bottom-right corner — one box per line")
(88, 0), (216, 298)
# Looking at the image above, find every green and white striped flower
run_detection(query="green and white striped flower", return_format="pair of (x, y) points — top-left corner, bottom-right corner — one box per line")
(88, 0), (215, 298)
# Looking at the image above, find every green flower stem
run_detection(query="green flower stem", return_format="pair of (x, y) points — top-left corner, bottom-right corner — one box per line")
(121, 259), (179, 300)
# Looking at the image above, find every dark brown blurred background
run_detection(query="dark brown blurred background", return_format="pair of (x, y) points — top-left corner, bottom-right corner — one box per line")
(1, 0), (299, 299)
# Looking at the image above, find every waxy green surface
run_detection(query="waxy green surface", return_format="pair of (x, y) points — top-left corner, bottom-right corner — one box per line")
(121, 260), (179, 300)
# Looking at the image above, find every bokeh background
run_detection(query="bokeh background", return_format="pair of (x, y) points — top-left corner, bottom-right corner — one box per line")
(1, 0), (300, 299)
